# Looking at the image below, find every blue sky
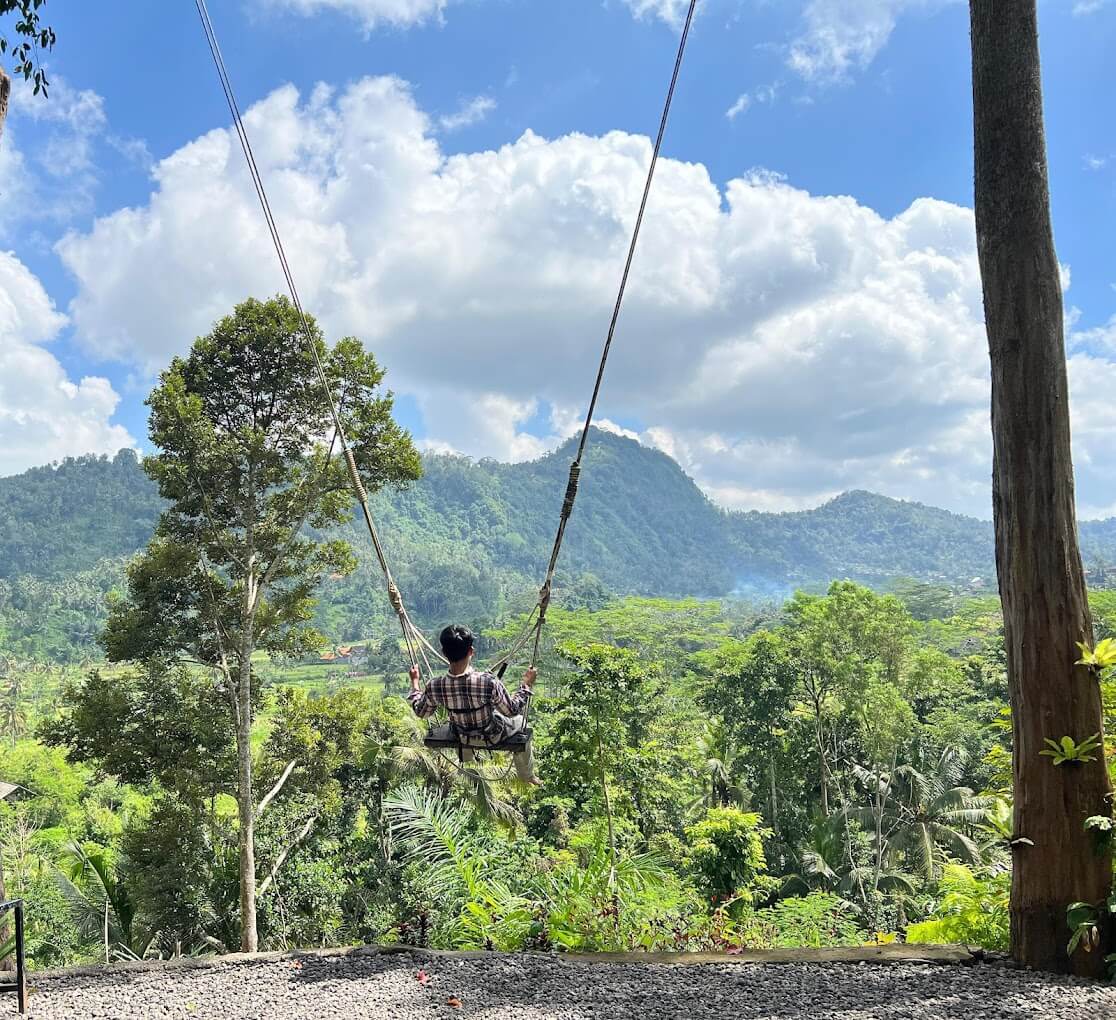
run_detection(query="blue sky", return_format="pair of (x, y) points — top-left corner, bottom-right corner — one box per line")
(1, 0), (1114, 518)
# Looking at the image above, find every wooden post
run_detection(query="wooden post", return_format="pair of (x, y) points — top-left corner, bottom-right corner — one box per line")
(14, 902), (25, 1015)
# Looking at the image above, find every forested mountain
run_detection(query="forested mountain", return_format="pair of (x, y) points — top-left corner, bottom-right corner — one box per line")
(6, 431), (1116, 590)
(0, 450), (163, 580)
(4, 431), (1116, 642)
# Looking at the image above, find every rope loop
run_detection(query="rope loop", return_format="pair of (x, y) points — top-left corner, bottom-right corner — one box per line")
(344, 448), (369, 505)
(561, 462), (581, 521)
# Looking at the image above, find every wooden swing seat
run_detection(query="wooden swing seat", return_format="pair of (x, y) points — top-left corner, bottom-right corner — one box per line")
(423, 722), (532, 753)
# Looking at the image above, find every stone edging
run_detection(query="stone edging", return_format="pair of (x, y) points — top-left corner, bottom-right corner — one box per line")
(24, 941), (984, 984)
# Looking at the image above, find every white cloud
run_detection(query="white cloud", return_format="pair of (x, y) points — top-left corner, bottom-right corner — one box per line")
(1071, 315), (1116, 355)
(1069, 354), (1116, 518)
(9, 75), (107, 174)
(0, 77), (109, 240)
(261, 0), (453, 30)
(439, 95), (496, 132)
(788, 0), (958, 84)
(1084, 154), (1110, 171)
(726, 95), (752, 120)
(726, 82), (778, 120)
(262, 0), (699, 29)
(621, 0), (696, 27)
(54, 76), (1116, 517)
(417, 394), (575, 463)
(0, 252), (135, 476)
(1074, 0), (1109, 14)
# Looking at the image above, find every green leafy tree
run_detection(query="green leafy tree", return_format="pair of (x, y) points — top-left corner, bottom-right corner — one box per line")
(121, 795), (240, 955)
(689, 719), (747, 814)
(697, 632), (796, 835)
(0, 0), (55, 140)
(101, 296), (420, 951)
(544, 644), (701, 845)
(684, 807), (774, 905)
(42, 663), (235, 797)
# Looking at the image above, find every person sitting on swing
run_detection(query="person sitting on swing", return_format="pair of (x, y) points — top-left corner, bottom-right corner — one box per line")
(408, 624), (541, 786)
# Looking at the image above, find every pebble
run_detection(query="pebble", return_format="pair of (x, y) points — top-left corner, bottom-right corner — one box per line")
(9, 950), (1116, 1019)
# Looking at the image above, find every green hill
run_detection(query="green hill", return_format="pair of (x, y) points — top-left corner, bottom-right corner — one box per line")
(4, 430), (1116, 655)
(0, 450), (163, 581)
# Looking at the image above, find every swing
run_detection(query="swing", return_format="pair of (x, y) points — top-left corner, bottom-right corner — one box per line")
(193, 0), (698, 755)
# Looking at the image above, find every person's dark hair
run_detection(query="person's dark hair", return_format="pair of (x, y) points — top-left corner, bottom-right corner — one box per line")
(439, 624), (474, 663)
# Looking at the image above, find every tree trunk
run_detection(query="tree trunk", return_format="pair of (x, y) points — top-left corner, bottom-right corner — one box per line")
(970, 0), (1113, 975)
(236, 577), (259, 953)
(768, 757), (779, 831)
(0, 860), (11, 971)
(236, 654), (257, 952)
(0, 67), (9, 144)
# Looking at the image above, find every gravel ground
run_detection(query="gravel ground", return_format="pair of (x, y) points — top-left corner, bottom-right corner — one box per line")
(11, 950), (1116, 1020)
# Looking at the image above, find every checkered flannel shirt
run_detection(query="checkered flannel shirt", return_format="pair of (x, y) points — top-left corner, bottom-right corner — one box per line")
(408, 668), (532, 741)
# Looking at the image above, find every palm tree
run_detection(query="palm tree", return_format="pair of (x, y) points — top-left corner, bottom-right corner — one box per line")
(383, 785), (531, 949)
(384, 785), (673, 953)
(0, 658), (31, 743)
(689, 720), (747, 814)
(55, 842), (144, 961)
(373, 712), (519, 827)
(786, 814), (916, 914)
(888, 748), (995, 881)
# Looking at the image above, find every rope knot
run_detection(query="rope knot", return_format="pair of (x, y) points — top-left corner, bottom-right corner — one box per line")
(387, 582), (404, 615)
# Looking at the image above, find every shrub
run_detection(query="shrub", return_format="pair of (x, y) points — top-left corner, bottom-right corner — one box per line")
(730, 893), (866, 949)
(905, 865), (1009, 952)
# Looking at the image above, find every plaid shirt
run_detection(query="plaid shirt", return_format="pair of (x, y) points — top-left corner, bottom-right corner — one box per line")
(408, 669), (532, 740)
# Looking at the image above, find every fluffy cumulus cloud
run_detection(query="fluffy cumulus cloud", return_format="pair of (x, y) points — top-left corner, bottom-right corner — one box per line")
(54, 76), (1116, 516)
(261, 0), (453, 30)
(788, 0), (958, 83)
(0, 253), (135, 475)
(0, 77), (109, 240)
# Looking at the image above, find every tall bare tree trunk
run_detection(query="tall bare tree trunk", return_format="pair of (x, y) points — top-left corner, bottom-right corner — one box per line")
(236, 669), (257, 954)
(970, 0), (1113, 975)
(236, 572), (259, 953)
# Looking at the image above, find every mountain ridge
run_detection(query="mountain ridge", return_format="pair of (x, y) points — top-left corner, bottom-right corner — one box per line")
(3, 431), (1115, 599)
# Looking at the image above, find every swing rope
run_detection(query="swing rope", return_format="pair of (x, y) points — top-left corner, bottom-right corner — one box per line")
(530, 0), (698, 667)
(193, 0), (698, 677)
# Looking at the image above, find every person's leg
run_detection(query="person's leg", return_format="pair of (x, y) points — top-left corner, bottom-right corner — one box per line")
(500, 716), (539, 784)
(513, 739), (539, 784)
(460, 745), (477, 764)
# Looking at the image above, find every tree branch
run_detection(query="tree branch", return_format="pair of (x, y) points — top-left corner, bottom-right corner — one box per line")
(256, 760), (298, 819)
(257, 814), (317, 897)
(257, 431), (340, 595)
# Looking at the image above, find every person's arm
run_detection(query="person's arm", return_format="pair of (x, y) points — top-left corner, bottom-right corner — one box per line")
(492, 666), (536, 716)
(407, 665), (438, 718)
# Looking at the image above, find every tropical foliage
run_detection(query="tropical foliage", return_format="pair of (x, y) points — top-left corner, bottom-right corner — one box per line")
(3, 295), (1116, 968)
